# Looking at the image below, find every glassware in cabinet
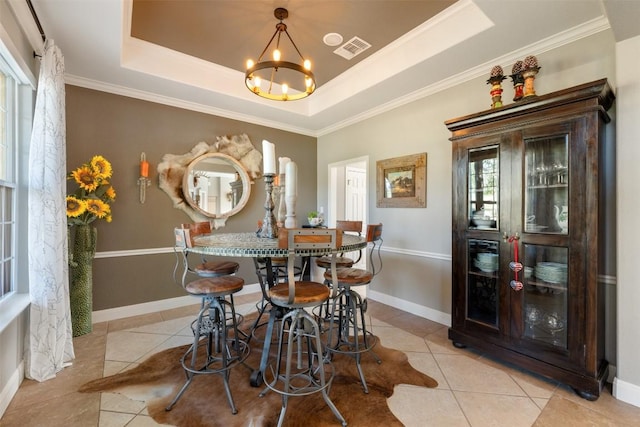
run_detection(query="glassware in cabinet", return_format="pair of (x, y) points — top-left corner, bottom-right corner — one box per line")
(467, 239), (500, 327)
(522, 244), (568, 348)
(468, 146), (499, 230)
(524, 134), (569, 234)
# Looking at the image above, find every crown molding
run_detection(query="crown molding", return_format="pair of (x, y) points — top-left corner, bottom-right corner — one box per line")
(64, 74), (317, 137)
(65, 14), (609, 138)
(317, 15), (611, 136)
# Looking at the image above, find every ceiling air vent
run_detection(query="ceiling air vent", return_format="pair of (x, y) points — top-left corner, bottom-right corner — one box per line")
(333, 36), (371, 60)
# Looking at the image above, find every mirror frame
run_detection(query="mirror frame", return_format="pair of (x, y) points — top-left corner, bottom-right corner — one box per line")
(182, 152), (251, 221)
(157, 134), (263, 228)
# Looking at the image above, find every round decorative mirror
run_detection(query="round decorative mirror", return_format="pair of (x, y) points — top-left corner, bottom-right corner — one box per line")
(183, 153), (251, 221)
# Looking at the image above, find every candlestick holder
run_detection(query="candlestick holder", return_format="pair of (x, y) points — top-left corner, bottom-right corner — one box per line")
(137, 152), (151, 203)
(137, 176), (151, 203)
(258, 173), (278, 238)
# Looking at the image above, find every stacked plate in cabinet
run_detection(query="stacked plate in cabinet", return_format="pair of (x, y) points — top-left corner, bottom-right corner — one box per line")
(534, 262), (567, 284)
(473, 253), (499, 273)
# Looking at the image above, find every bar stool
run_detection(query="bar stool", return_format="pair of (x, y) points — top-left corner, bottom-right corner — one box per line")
(261, 228), (347, 427)
(315, 220), (363, 271)
(178, 222), (240, 280)
(166, 228), (249, 414)
(324, 223), (383, 394)
(176, 222), (243, 324)
(314, 220), (363, 320)
(247, 255), (306, 344)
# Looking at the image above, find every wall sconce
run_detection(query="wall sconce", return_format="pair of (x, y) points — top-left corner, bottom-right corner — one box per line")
(137, 152), (151, 203)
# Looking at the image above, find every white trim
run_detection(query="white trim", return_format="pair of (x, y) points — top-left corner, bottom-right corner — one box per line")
(6, 0), (45, 55)
(0, 293), (30, 334)
(64, 75), (316, 138)
(0, 18), (37, 87)
(91, 245), (453, 262)
(94, 246), (174, 258)
(381, 246), (452, 262)
(88, 279), (451, 331)
(368, 289), (451, 327)
(613, 377), (640, 409)
(60, 12), (609, 138)
(317, 15), (610, 136)
(91, 283), (261, 323)
(309, 0), (493, 117)
(0, 361), (23, 419)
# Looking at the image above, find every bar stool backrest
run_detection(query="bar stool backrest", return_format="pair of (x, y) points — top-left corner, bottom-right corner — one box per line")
(365, 223), (383, 277)
(278, 228), (342, 304)
(336, 220), (363, 263)
(173, 227), (191, 286)
(180, 221), (212, 247)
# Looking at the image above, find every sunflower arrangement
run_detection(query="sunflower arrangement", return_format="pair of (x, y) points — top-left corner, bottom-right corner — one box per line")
(66, 155), (116, 225)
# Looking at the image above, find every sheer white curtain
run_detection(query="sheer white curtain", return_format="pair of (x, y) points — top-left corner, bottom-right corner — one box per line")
(25, 39), (75, 381)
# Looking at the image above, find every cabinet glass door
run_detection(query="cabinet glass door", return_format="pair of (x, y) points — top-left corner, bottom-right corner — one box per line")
(524, 135), (568, 234)
(467, 239), (500, 327)
(522, 244), (568, 348)
(468, 146), (499, 230)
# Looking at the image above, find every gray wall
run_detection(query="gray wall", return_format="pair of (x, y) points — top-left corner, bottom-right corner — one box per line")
(614, 34), (640, 406)
(65, 85), (317, 310)
(317, 30), (617, 350)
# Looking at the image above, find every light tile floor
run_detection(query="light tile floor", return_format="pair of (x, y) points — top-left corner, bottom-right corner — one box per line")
(2, 292), (639, 426)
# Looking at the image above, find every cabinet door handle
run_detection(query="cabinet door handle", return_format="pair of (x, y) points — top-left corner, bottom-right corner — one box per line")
(503, 232), (520, 241)
(508, 233), (523, 291)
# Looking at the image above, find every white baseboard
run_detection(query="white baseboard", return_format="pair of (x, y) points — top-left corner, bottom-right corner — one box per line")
(91, 284), (450, 327)
(92, 283), (261, 324)
(613, 377), (640, 408)
(368, 289), (451, 326)
(0, 361), (23, 419)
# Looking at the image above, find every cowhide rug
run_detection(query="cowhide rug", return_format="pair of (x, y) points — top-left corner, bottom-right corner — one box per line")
(80, 316), (437, 426)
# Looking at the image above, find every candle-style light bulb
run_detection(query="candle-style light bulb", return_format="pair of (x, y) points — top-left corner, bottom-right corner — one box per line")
(246, 59), (254, 69)
(273, 49), (281, 61)
(303, 59), (311, 70)
(254, 76), (261, 90)
(282, 83), (288, 94)
(305, 77), (312, 88)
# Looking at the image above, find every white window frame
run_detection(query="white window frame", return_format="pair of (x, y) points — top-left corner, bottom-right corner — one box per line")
(0, 55), (18, 302)
(0, 31), (36, 331)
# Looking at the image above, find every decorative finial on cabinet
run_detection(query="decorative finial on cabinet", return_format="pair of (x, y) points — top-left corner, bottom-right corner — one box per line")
(510, 60), (525, 101)
(487, 65), (507, 108)
(522, 55), (541, 98)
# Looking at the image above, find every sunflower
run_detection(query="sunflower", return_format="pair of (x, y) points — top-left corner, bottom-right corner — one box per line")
(86, 198), (110, 218)
(105, 186), (116, 200)
(67, 155), (116, 225)
(66, 196), (87, 218)
(91, 155), (113, 179)
(72, 166), (99, 192)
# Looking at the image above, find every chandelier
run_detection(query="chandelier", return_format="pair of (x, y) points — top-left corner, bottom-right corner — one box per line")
(245, 8), (316, 101)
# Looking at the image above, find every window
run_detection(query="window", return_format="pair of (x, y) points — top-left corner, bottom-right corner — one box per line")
(0, 57), (17, 301)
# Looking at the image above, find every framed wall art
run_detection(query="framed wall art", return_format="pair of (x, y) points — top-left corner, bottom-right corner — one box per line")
(376, 152), (427, 208)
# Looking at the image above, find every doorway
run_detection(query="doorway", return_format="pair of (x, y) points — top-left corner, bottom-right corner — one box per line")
(328, 156), (368, 270)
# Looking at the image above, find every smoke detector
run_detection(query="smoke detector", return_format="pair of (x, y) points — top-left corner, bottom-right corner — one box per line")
(323, 32), (343, 46)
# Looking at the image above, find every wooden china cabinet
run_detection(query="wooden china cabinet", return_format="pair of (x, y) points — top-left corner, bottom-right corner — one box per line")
(445, 79), (614, 400)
